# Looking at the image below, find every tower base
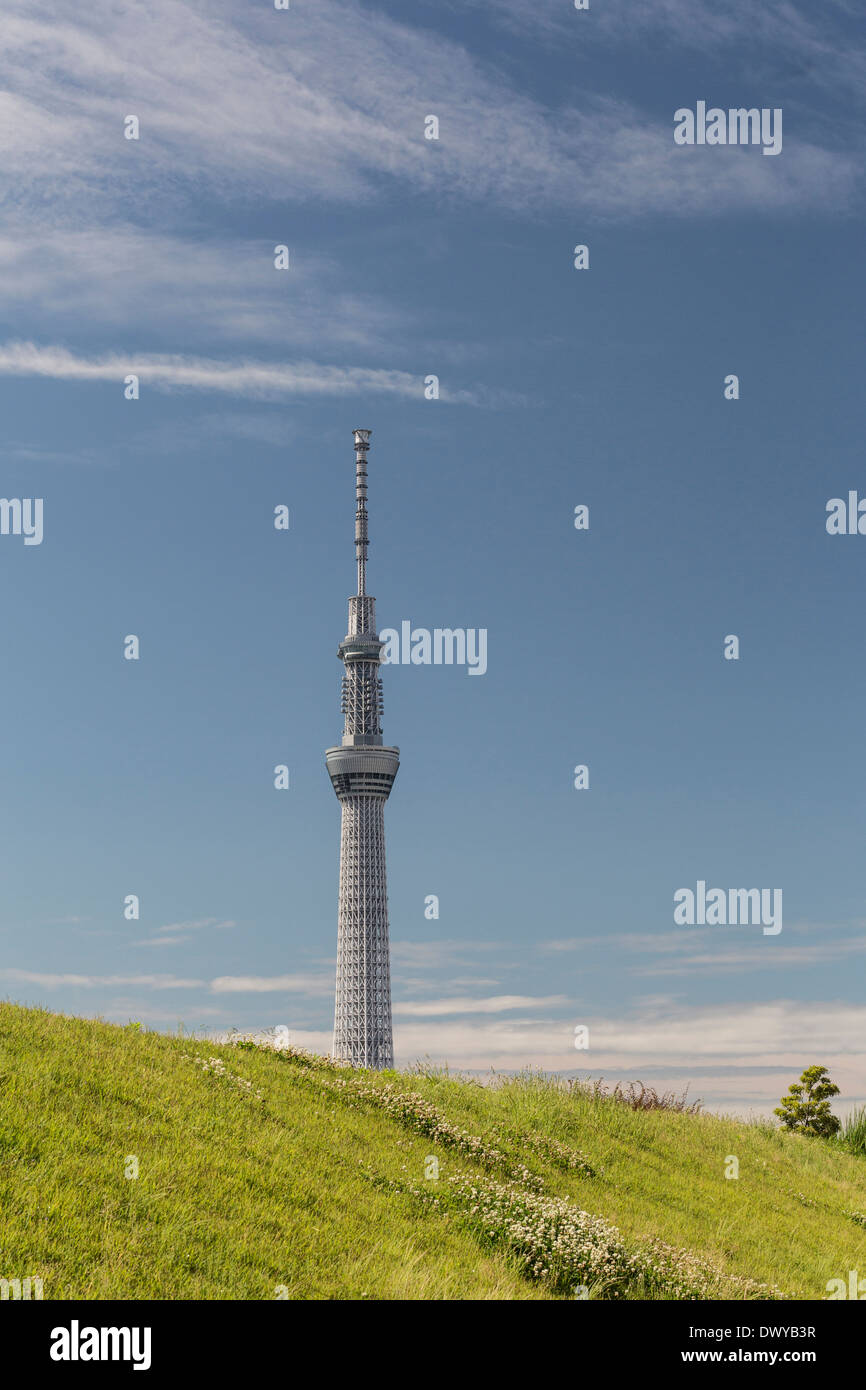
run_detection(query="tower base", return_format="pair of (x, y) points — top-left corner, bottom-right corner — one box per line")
(332, 792), (394, 1069)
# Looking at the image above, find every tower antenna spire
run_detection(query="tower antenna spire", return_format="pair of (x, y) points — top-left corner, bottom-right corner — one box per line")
(353, 428), (371, 596)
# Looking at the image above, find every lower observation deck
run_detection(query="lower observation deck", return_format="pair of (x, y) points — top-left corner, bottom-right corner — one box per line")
(325, 745), (400, 799)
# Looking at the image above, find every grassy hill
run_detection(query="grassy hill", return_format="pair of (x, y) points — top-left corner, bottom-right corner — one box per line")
(1, 1001), (864, 1300)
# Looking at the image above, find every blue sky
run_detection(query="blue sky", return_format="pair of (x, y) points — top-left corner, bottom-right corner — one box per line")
(0, 0), (864, 1115)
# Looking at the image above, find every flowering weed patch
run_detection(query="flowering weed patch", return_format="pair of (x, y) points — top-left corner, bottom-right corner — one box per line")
(318, 1075), (546, 1190)
(375, 1170), (783, 1300)
(231, 1039), (595, 1186)
(187, 1054), (264, 1102)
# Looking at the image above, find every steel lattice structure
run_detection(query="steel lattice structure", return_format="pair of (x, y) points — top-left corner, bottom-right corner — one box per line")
(326, 429), (399, 1069)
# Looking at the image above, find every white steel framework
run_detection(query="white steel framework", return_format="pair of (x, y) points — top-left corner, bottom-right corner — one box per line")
(326, 429), (399, 1069)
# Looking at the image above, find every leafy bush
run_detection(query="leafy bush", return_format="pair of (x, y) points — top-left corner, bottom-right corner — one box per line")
(774, 1066), (840, 1137)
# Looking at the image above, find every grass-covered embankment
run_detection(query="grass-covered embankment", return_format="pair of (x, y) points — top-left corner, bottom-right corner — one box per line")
(1, 1002), (864, 1299)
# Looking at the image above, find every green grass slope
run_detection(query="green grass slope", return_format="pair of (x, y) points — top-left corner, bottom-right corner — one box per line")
(1, 1002), (864, 1300)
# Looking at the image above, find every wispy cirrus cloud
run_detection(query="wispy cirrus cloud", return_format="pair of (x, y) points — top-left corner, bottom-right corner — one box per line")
(391, 939), (505, 968)
(134, 918), (236, 948)
(0, 227), (410, 352)
(456, 0), (866, 105)
(634, 936), (866, 977)
(0, 340), (488, 403)
(1, 966), (333, 995)
(541, 925), (866, 977)
(0, 969), (204, 989)
(157, 919), (235, 933)
(0, 0), (856, 406)
(0, 0), (856, 228)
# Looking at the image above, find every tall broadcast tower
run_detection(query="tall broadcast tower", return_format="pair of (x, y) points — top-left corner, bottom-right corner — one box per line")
(326, 429), (399, 1069)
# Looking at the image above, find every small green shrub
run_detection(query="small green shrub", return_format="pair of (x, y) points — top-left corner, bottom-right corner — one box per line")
(774, 1065), (840, 1137)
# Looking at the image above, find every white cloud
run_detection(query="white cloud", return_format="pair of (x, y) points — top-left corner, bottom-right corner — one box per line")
(634, 936), (866, 976)
(0, 969), (204, 989)
(0, 226), (408, 352)
(134, 936), (190, 948)
(204, 997), (866, 1114)
(541, 927), (866, 977)
(134, 918), (237, 948)
(0, 0), (854, 398)
(387, 998), (866, 1112)
(0, 0), (854, 227)
(0, 340), (461, 402)
(209, 973), (334, 995)
(461, 0), (866, 107)
(156, 918), (235, 934)
(391, 939), (504, 968)
(0, 966), (330, 994)
(393, 994), (568, 1017)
